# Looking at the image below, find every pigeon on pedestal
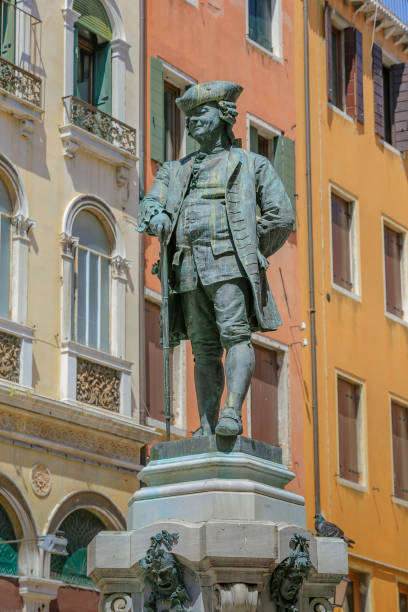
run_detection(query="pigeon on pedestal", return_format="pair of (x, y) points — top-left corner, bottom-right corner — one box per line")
(314, 514), (355, 548)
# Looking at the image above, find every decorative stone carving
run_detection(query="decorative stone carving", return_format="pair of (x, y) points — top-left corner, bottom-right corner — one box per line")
(111, 255), (131, 279)
(140, 530), (191, 611)
(212, 583), (259, 611)
(0, 407), (139, 464)
(308, 598), (333, 612)
(0, 332), (21, 383)
(116, 166), (130, 188)
(20, 118), (35, 139)
(76, 359), (120, 412)
(103, 593), (133, 612)
(62, 137), (80, 159)
(31, 463), (52, 497)
(60, 232), (79, 256)
(11, 213), (36, 238)
(270, 534), (314, 611)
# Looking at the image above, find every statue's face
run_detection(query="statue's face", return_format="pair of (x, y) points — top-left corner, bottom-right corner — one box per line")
(187, 103), (223, 143)
(155, 559), (179, 596)
(279, 572), (304, 601)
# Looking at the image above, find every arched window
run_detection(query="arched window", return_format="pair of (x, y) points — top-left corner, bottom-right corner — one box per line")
(0, 503), (18, 577)
(72, 211), (111, 353)
(50, 509), (105, 588)
(73, 0), (112, 115)
(0, 179), (12, 320)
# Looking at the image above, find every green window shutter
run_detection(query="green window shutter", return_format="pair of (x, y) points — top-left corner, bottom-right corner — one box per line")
(94, 42), (112, 115)
(274, 135), (296, 230)
(150, 57), (165, 164)
(1, 0), (15, 64)
(73, 0), (112, 40)
(73, 26), (79, 97)
(250, 125), (259, 153)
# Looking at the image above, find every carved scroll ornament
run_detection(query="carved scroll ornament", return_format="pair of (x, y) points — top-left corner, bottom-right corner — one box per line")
(102, 593), (133, 612)
(76, 359), (120, 412)
(212, 583), (259, 611)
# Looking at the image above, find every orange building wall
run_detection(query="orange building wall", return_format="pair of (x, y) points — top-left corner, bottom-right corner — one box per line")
(144, 0), (305, 495)
(295, 0), (408, 603)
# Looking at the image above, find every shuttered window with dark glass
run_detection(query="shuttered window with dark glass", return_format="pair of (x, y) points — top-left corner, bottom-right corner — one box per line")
(331, 27), (343, 109)
(145, 300), (173, 423)
(383, 66), (393, 145)
(384, 226), (404, 318)
(73, 0), (112, 115)
(400, 587), (408, 612)
(0, 179), (12, 320)
(337, 378), (361, 484)
(392, 402), (408, 502)
(331, 194), (353, 291)
(164, 81), (181, 161)
(0, 0), (15, 64)
(251, 344), (279, 446)
(248, 0), (272, 52)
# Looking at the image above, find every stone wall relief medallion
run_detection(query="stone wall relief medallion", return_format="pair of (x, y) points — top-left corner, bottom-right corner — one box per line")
(212, 583), (259, 611)
(140, 530), (191, 611)
(270, 533), (314, 611)
(31, 463), (52, 497)
(102, 593), (133, 612)
(308, 598), (333, 612)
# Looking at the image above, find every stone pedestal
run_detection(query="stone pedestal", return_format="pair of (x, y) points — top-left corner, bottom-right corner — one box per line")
(88, 437), (348, 611)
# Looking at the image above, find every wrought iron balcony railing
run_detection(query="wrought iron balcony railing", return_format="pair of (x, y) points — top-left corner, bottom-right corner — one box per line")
(63, 96), (137, 157)
(0, 57), (42, 108)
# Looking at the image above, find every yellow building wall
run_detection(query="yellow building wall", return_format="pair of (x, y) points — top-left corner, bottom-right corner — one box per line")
(295, 0), (408, 606)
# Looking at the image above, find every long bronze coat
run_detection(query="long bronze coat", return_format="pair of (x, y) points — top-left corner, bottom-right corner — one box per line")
(138, 147), (294, 346)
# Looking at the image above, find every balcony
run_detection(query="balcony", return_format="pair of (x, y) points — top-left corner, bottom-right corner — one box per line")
(0, 1), (43, 135)
(351, 0), (408, 44)
(60, 96), (138, 184)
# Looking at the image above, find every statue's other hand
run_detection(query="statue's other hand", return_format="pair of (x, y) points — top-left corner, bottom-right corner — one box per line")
(149, 213), (172, 243)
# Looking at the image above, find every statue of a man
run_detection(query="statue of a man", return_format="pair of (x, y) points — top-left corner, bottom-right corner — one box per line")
(138, 81), (294, 438)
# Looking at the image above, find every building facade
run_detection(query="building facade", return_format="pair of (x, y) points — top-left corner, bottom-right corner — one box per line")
(0, 1), (157, 610)
(143, 0), (305, 496)
(296, 0), (408, 608)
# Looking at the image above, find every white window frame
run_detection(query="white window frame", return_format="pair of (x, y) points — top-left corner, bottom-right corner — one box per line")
(249, 333), (290, 466)
(245, 0), (283, 62)
(327, 12), (353, 120)
(60, 195), (131, 415)
(381, 215), (408, 326)
(160, 60), (197, 159)
(389, 393), (408, 508)
(144, 287), (187, 437)
(335, 369), (368, 491)
(246, 113), (281, 158)
(329, 183), (361, 301)
(0, 155), (35, 389)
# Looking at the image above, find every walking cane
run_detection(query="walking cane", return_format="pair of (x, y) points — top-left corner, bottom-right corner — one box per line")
(160, 240), (171, 441)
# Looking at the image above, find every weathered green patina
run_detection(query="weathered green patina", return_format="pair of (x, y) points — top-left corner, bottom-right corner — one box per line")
(270, 533), (314, 611)
(138, 81), (294, 438)
(140, 530), (190, 611)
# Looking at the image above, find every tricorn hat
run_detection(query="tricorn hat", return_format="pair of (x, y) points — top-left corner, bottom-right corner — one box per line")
(176, 81), (243, 115)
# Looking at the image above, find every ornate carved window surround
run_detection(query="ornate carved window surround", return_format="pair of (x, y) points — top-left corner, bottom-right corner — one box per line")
(61, 1), (135, 184)
(60, 194), (131, 415)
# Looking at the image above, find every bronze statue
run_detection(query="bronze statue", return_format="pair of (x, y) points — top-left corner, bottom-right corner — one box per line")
(138, 81), (294, 438)
(270, 533), (314, 611)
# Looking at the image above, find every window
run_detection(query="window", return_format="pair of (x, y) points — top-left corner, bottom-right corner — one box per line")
(342, 571), (370, 612)
(391, 401), (408, 502)
(0, 0), (15, 64)
(0, 179), (12, 319)
(383, 224), (405, 319)
(330, 191), (359, 295)
(73, 0), (112, 114)
(72, 211), (111, 352)
(50, 509), (105, 588)
(337, 376), (364, 485)
(399, 584), (408, 612)
(325, 7), (364, 121)
(145, 299), (174, 424)
(150, 58), (197, 164)
(248, 0), (272, 51)
(251, 343), (279, 446)
(0, 503), (17, 576)
(164, 81), (181, 162)
(373, 45), (408, 152)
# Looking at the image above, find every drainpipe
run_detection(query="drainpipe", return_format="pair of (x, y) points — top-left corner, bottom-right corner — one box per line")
(138, 0), (146, 425)
(303, 0), (320, 514)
